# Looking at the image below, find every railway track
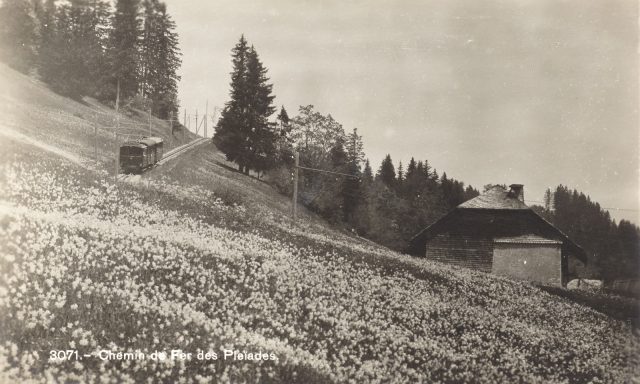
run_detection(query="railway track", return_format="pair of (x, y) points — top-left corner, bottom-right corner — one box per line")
(118, 137), (208, 182)
(156, 137), (208, 166)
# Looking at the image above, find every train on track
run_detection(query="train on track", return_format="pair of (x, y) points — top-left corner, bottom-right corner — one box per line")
(119, 137), (164, 174)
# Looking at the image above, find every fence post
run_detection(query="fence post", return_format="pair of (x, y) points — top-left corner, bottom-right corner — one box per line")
(114, 79), (120, 184)
(94, 114), (98, 163)
(292, 151), (299, 221)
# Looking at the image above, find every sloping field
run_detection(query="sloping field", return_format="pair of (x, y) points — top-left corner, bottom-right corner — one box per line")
(0, 65), (638, 383)
(0, 63), (196, 172)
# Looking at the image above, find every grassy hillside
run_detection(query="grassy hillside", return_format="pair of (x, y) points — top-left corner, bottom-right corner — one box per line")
(0, 63), (196, 172)
(0, 64), (638, 383)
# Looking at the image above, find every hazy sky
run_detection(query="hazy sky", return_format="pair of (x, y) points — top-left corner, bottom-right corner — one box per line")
(166, 0), (639, 224)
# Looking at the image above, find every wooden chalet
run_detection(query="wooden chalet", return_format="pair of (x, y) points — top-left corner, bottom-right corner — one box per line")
(408, 184), (587, 287)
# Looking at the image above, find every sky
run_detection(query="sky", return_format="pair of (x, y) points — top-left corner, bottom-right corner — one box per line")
(165, 0), (639, 224)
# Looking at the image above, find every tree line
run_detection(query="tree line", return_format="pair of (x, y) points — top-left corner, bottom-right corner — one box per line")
(532, 186), (639, 281)
(0, 0), (181, 119)
(215, 35), (639, 273)
(214, 36), (480, 251)
(4, 14), (636, 282)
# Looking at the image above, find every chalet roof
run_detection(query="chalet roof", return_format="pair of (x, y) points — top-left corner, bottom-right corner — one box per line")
(494, 235), (562, 245)
(458, 185), (528, 210)
(408, 184), (587, 262)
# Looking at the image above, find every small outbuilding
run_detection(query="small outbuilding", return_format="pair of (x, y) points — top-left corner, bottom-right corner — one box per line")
(408, 184), (587, 287)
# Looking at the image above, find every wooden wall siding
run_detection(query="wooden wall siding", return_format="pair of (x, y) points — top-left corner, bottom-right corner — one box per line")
(492, 243), (562, 286)
(410, 209), (586, 264)
(425, 234), (493, 272)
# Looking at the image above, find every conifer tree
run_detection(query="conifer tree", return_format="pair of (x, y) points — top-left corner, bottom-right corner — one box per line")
(140, 0), (180, 118)
(464, 185), (479, 200)
(46, 0), (110, 98)
(84, 0), (111, 96)
(546, 184), (640, 281)
(107, 0), (141, 100)
(272, 106), (293, 164)
(276, 106), (290, 136)
(345, 128), (364, 166)
(139, 0), (156, 97)
(42, 3), (80, 96)
(377, 154), (396, 188)
(215, 36), (276, 174)
(244, 45), (276, 173)
(423, 160), (432, 180)
(362, 159), (373, 185)
(215, 35), (250, 172)
(406, 157), (416, 178)
(430, 167), (439, 183)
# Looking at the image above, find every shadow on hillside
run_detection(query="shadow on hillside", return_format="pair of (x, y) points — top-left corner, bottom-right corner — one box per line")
(539, 285), (640, 330)
(213, 160), (268, 183)
(214, 160), (240, 174)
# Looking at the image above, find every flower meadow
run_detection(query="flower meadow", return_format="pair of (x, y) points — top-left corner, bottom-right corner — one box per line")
(0, 143), (638, 383)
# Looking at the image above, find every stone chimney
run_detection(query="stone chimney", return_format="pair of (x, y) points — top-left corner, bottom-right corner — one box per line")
(509, 184), (524, 202)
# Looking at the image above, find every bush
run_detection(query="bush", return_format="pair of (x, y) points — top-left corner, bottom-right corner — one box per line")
(265, 165), (293, 195)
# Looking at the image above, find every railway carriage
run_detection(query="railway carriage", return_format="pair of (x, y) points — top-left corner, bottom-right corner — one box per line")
(119, 137), (164, 174)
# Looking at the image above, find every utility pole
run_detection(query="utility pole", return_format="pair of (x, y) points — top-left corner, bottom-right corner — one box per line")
(183, 108), (187, 144)
(195, 109), (199, 136)
(292, 151), (299, 221)
(114, 79), (120, 184)
(148, 108), (152, 137)
(169, 110), (173, 147)
(93, 114), (98, 164)
(204, 100), (208, 138)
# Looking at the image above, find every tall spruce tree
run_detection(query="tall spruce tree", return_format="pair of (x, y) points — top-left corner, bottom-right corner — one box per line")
(139, 0), (156, 97)
(108, 0), (140, 101)
(84, 0), (111, 97)
(140, 0), (180, 118)
(215, 36), (276, 174)
(215, 35), (250, 172)
(45, 0), (110, 98)
(151, 1), (180, 118)
(245, 45), (276, 173)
